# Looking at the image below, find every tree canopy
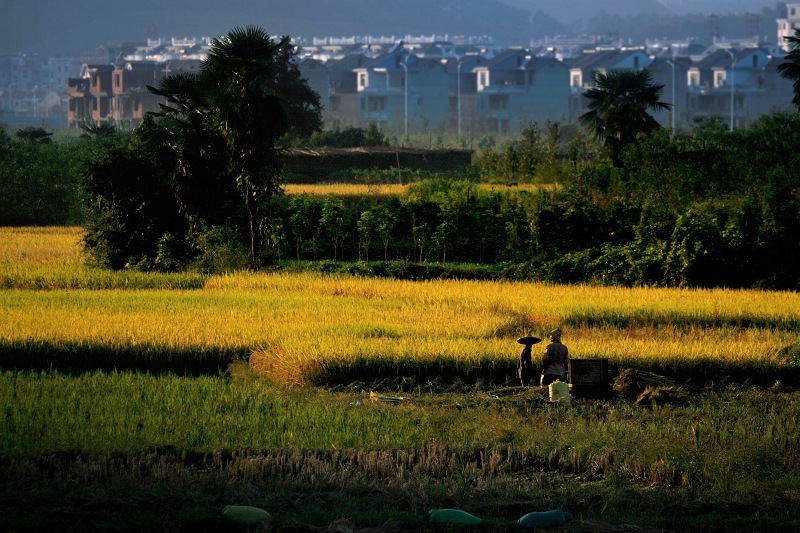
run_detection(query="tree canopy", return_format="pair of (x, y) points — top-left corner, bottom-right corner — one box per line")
(580, 69), (671, 167)
(778, 28), (800, 109)
(78, 26), (322, 270)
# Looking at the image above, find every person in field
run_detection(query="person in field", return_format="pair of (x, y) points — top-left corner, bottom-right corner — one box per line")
(541, 328), (569, 386)
(516, 334), (541, 386)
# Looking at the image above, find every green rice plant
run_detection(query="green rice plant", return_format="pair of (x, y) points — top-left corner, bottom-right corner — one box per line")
(3, 370), (799, 508)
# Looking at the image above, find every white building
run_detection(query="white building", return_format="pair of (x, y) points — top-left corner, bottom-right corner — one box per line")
(777, 3), (800, 52)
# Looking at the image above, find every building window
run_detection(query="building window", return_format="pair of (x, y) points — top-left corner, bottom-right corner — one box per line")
(358, 72), (366, 89)
(488, 94), (508, 111)
(368, 97), (385, 112)
(689, 71), (699, 86)
(479, 71), (487, 87)
(715, 71), (726, 88)
(571, 73), (581, 87)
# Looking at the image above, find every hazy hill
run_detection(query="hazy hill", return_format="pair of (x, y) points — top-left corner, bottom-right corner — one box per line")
(3, 0), (533, 56)
(501, 0), (672, 22)
(0, 0), (779, 57)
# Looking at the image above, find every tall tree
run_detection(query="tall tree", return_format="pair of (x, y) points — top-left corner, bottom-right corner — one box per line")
(778, 28), (800, 109)
(580, 69), (672, 167)
(144, 26), (322, 266)
(202, 27), (291, 264)
(144, 73), (231, 227)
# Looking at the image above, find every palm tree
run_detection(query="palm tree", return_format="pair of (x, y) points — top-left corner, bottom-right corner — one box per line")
(778, 29), (800, 109)
(144, 26), (320, 266)
(145, 73), (231, 226)
(580, 69), (672, 167)
(202, 27), (291, 264)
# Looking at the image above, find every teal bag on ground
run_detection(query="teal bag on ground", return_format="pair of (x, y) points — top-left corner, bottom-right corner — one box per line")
(222, 505), (272, 525)
(428, 508), (484, 525)
(518, 508), (566, 528)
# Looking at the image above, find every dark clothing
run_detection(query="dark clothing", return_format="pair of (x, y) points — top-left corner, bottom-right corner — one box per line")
(517, 344), (535, 386)
(542, 340), (569, 385)
(540, 373), (566, 387)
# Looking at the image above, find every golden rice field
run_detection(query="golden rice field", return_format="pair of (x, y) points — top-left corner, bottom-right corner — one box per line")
(283, 182), (553, 197)
(2, 226), (799, 386)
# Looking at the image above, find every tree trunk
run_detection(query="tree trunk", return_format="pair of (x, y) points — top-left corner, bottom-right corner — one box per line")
(245, 186), (258, 266)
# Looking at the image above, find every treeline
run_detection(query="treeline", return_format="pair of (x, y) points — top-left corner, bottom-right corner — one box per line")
(2, 113), (799, 290)
(0, 127), (82, 226)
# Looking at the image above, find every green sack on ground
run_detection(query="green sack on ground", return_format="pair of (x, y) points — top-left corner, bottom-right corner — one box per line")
(518, 508), (566, 528)
(428, 508), (484, 525)
(222, 505), (272, 525)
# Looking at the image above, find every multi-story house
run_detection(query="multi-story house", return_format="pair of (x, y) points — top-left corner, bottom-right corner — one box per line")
(777, 3), (800, 51)
(0, 53), (80, 126)
(354, 47), (449, 134)
(68, 64), (114, 126)
(647, 55), (692, 132)
(67, 60), (199, 129)
(323, 54), (370, 129)
(685, 47), (791, 130)
(473, 48), (570, 133)
(567, 48), (652, 121)
(441, 54), (487, 135)
(297, 57), (329, 121)
(39, 31), (800, 135)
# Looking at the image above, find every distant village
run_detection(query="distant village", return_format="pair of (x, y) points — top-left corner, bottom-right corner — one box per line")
(3, 3), (800, 135)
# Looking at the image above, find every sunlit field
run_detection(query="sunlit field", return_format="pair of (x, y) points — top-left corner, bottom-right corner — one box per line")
(2, 227), (799, 386)
(3, 227), (800, 531)
(283, 182), (553, 197)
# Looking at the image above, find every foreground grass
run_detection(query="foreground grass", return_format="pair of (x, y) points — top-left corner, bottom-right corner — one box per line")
(2, 369), (799, 531)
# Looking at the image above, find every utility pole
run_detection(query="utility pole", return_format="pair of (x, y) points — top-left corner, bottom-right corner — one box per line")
(726, 49), (735, 131)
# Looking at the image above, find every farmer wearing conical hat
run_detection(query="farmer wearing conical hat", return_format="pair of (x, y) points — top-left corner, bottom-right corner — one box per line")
(516, 333), (541, 386)
(541, 328), (569, 386)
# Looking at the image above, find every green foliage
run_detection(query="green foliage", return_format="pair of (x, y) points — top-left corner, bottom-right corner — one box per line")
(580, 69), (671, 167)
(319, 197), (352, 260)
(474, 121), (576, 184)
(778, 28), (800, 109)
(77, 130), (189, 270)
(190, 225), (251, 273)
(15, 126), (52, 145)
(0, 129), (81, 226)
(74, 26), (324, 271)
(3, 97), (799, 289)
(294, 124), (389, 148)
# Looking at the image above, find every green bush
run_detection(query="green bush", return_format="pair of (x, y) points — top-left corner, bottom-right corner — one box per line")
(191, 226), (251, 273)
(0, 128), (82, 226)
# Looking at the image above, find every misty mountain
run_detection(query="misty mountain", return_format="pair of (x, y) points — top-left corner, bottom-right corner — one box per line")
(658, 1), (773, 15)
(3, 0), (532, 56)
(0, 0), (781, 57)
(501, 0), (672, 23)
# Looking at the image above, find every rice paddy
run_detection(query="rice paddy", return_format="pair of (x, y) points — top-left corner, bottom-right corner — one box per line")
(2, 226), (799, 385)
(2, 226), (800, 531)
(282, 182), (552, 197)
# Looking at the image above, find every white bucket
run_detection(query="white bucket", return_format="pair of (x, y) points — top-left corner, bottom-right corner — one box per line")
(548, 380), (571, 406)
